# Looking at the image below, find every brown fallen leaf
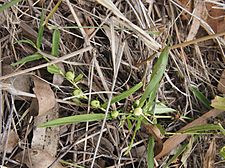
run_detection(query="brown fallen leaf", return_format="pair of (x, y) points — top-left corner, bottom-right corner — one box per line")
(218, 69), (225, 94)
(2, 65), (31, 100)
(15, 148), (64, 168)
(33, 76), (56, 116)
(0, 130), (19, 153)
(155, 109), (224, 159)
(32, 104), (60, 157)
(142, 124), (164, 156)
(203, 138), (216, 168)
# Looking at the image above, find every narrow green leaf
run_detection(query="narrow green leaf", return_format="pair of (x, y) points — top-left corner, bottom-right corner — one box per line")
(11, 53), (42, 66)
(140, 47), (169, 107)
(211, 96), (225, 110)
(15, 39), (37, 49)
(102, 82), (143, 108)
(74, 74), (83, 83)
(163, 143), (188, 168)
(190, 86), (211, 109)
(147, 136), (155, 168)
(0, 0), (22, 13)
(47, 64), (62, 74)
(51, 29), (60, 56)
(36, 9), (45, 49)
(39, 113), (110, 127)
(178, 124), (222, 134)
(154, 103), (176, 114)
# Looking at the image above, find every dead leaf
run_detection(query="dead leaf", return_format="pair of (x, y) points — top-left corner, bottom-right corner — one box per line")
(15, 148), (64, 168)
(218, 69), (225, 94)
(32, 104), (59, 157)
(203, 138), (216, 168)
(33, 77), (56, 116)
(0, 130), (19, 153)
(155, 109), (224, 159)
(3, 65), (31, 100)
(142, 124), (164, 156)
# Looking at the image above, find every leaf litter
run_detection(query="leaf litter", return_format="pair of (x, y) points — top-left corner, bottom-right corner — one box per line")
(0, 0), (225, 167)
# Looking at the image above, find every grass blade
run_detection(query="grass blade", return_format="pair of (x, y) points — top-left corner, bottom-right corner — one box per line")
(51, 29), (60, 57)
(36, 9), (45, 49)
(39, 113), (111, 127)
(0, 0), (22, 13)
(178, 124), (222, 134)
(15, 39), (37, 49)
(140, 47), (169, 107)
(147, 136), (155, 168)
(190, 86), (211, 109)
(102, 82), (143, 108)
(44, 0), (62, 26)
(11, 53), (43, 66)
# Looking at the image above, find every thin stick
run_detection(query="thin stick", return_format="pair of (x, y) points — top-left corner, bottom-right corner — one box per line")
(0, 46), (92, 81)
(170, 31), (225, 50)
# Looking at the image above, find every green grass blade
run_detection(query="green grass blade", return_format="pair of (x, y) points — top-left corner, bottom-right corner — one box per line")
(39, 113), (111, 127)
(163, 143), (188, 168)
(190, 86), (211, 109)
(36, 9), (45, 49)
(147, 136), (155, 168)
(15, 39), (37, 49)
(178, 124), (222, 134)
(102, 82), (143, 108)
(154, 103), (176, 114)
(140, 47), (169, 107)
(0, 0), (22, 13)
(51, 29), (60, 56)
(220, 145), (225, 159)
(11, 53), (43, 66)
(47, 64), (63, 75)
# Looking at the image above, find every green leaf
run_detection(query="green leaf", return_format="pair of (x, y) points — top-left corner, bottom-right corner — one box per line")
(220, 146), (225, 159)
(178, 124), (222, 134)
(15, 39), (37, 49)
(190, 86), (211, 109)
(39, 113), (111, 127)
(147, 136), (155, 168)
(211, 96), (225, 110)
(154, 103), (176, 114)
(36, 9), (45, 49)
(47, 64), (62, 74)
(102, 82), (143, 108)
(74, 74), (83, 83)
(11, 53), (42, 66)
(51, 29), (60, 56)
(0, 0), (22, 13)
(140, 47), (169, 108)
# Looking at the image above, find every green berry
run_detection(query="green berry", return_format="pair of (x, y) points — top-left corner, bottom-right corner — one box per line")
(134, 107), (143, 116)
(73, 89), (84, 99)
(111, 110), (119, 119)
(66, 71), (75, 81)
(91, 100), (101, 108)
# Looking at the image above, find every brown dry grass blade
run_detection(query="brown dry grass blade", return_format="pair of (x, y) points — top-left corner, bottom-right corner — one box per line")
(203, 138), (216, 168)
(155, 109), (224, 159)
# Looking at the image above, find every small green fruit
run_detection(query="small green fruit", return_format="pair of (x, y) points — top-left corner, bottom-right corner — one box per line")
(73, 89), (86, 99)
(134, 107), (143, 116)
(91, 100), (101, 108)
(66, 71), (75, 81)
(111, 110), (119, 119)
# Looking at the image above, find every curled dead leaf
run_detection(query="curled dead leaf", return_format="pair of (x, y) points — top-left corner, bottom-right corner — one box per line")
(203, 138), (216, 168)
(33, 77), (56, 116)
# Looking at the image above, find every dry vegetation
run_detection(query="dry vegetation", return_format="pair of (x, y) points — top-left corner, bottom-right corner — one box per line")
(0, 0), (225, 168)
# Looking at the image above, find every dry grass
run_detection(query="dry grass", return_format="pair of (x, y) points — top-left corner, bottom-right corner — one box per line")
(0, 0), (225, 167)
